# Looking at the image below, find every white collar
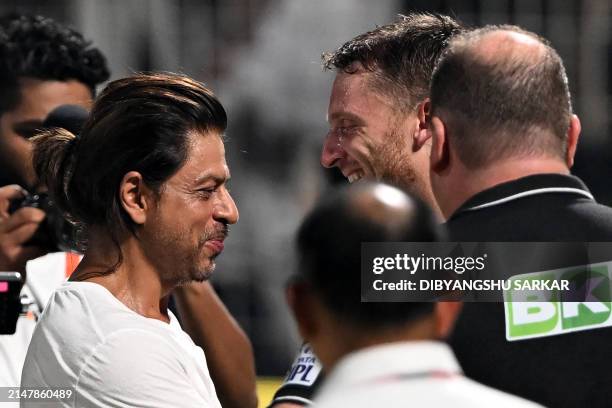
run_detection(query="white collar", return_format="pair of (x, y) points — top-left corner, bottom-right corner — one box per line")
(319, 341), (461, 392)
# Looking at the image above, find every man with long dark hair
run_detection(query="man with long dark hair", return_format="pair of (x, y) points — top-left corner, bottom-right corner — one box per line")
(21, 73), (239, 407)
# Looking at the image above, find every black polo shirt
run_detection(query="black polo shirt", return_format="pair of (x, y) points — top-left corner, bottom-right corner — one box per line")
(447, 173), (612, 408)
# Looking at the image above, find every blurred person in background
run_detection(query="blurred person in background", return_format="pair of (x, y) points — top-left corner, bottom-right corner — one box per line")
(428, 25), (612, 407)
(0, 13), (108, 272)
(0, 14), (108, 389)
(270, 12), (463, 407)
(22, 73), (236, 407)
(0, 15), (256, 408)
(287, 181), (541, 407)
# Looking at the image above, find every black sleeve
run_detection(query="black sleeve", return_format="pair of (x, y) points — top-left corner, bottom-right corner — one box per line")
(268, 343), (324, 407)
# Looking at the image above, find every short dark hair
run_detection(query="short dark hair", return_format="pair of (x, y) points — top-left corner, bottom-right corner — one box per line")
(32, 73), (227, 269)
(430, 25), (572, 167)
(296, 183), (443, 329)
(322, 13), (463, 110)
(0, 14), (110, 114)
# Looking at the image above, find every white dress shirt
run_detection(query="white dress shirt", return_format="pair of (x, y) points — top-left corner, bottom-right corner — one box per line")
(313, 340), (543, 408)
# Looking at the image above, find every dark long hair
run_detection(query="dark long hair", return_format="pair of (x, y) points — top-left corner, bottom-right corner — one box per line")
(32, 72), (227, 278)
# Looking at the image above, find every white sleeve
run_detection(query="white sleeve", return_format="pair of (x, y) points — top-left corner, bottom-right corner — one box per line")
(75, 329), (212, 408)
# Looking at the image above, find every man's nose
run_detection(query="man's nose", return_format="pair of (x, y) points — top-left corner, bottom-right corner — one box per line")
(321, 133), (345, 168)
(214, 188), (239, 225)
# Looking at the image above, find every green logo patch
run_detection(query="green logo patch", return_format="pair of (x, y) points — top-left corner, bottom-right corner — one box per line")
(505, 264), (612, 341)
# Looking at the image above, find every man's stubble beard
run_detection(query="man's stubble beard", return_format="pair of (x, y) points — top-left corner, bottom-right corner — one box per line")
(372, 127), (426, 199)
(150, 224), (220, 286)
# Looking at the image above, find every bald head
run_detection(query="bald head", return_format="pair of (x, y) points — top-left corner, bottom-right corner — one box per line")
(295, 182), (442, 328)
(303, 182), (441, 247)
(465, 29), (546, 65)
(430, 25), (573, 168)
(349, 183), (418, 238)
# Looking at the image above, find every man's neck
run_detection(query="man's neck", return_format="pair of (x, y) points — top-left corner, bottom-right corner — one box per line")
(73, 228), (172, 322)
(440, 157), (570, 219)
(321, 316), (437, 371)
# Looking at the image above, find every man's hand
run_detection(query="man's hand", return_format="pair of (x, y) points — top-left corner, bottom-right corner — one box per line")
(0, 185), (47, 272)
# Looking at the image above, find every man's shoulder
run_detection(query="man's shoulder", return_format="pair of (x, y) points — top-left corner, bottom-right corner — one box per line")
(314, 375), (542, 408)
(26, 252), (81, 308)
(448, 195), (612, 241)
(314, 341), (543, 408)
(452, 376), (544, 407)
(569, 199), (612, 223)
(32, 282), (181, 355)
(38, 282), (137, 327)
(445, 173), (612, 240)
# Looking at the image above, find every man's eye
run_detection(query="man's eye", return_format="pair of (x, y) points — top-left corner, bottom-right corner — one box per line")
(196, 189), (215, 199)
(333, 126), (354, 136)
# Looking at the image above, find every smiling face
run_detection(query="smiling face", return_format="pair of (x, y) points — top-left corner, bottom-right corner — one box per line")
(0, 78), (93, 188)
(321, 66), (427, 197)
(141, 130), (239, 285)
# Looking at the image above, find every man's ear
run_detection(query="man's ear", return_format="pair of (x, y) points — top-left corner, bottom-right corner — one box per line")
(434, 301), (463, 339)
(565, 114), (581, 168)
(119, 171), (153, 225)
(429, 116), (449, 172)
(287, 281), (318, 342)
(413, 98), (432, 150)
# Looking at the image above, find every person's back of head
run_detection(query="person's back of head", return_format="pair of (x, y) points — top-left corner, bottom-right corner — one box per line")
(431, 25), (573, 167)
(428, 25), (581, 217)
(289, 182), (453, 370)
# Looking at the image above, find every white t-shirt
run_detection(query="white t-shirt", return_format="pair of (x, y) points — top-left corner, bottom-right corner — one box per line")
(20, 281), (221, 408)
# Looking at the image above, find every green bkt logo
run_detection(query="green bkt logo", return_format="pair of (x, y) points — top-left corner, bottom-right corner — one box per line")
(505, 265), (611, 341)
